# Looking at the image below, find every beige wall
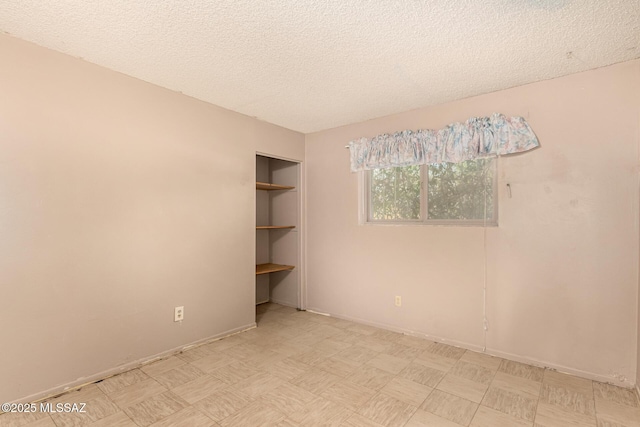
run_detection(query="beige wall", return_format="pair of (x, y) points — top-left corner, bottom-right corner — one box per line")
(0, 34), (304, 403)
(306, 60), (640, 387)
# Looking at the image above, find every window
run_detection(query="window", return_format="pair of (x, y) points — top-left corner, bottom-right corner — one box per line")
(365, 158), (497, 225)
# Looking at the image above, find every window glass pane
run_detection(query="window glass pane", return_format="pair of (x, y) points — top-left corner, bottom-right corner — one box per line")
(427, 158), (494, 220)
(370, 166), (421, 220)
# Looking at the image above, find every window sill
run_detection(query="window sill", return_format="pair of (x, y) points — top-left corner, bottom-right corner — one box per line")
(362, 220), (498, 227)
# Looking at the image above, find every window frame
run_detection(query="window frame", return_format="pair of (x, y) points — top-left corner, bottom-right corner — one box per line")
(362, 159), (499, 227)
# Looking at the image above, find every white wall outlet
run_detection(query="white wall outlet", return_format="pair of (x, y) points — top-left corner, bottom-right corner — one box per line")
(174, 306), (184, 322)
(395, 296), (402, 307)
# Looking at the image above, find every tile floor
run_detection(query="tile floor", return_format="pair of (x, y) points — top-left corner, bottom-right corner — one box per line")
(2, 303), (639, 427)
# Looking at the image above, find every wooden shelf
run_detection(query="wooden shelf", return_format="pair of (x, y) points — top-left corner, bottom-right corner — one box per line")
(256, 182), (295, 191)
(256, 225), (295, 230)
(256, 263), (295, 275)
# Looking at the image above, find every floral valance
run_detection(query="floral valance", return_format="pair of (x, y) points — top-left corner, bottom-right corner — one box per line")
(348, 113), (539, 172)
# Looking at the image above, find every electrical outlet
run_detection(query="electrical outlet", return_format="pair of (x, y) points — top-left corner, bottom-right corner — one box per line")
(174, 306), (184, 322)
(395, 296), (401, 307)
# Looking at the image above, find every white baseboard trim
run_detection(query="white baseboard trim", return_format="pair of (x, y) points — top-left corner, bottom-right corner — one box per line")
(11, 322), (256, 404)
(306, 306), (635, 389)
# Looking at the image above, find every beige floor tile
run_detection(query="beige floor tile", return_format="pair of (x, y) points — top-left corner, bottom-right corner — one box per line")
(424, 343), (466, 360)
(319, 380), (377, 411)
(540, 383), (595, 416)
(46, 411), (94, 427)
(328, 317), (358, 330)
(270, 327), (307, 342)
(383, 343), (423, 361)
(535, 401), (597, 427)
(21, 304), (640, 427)
(122, 391), (188, 427)
(436, 373), (489, 403)
(405, 409), (462, 427)
(334, 345), (380, 365)
(543, 370), (593, 396)
(189, 353), (234, 374)
(421, 389), (478, 426)
(314, 356), (359, 377)
(332, 329), (370, 345)
(274, 418), (300, 427)
(307, 324), (344, 340)
(86, 412), (136, 427)
(366, 353), (410, 375)
(414, 351), (458, 372)
(290, 368), (342, 394)
(491, 371), (542, 397)
(287, 331), (325, 347)
(449, 361), (495, 386)
(290, 348), (333, 366)
(261, 358), (312, 381)
(242, 348), (288, 370)
(381, 377), (433, 407)
(0, 412), (52, 427)
(80, 395), (120, 422)
(289, 397), (353, 425)
(314, 338), (353, 354)
(256, 312), (289, 326)
(470, 405), (532, 427)
(342, 413), (386, 426)
(498, 360), (544, 382)
(147, 407), (217, 427)
(228, 372), (286, 399)
(594, 383), (639, 408)
(271, 342), (312, 357)
(399, 362), (446, 388)
(141, 357), (186, 377)
(209, 361), (260, 385)
(8, 418), (56, 427)
(151, 364), (206, 389)
(595, 398), (640, 426)
(217, 401), (285, 427)
(260, 382), (318, 416)
(595, 417), (640, 427)
(357, 393), (417, 427)
(192, 389), (254, 422)
(357, 336), (395, 353)
(170, 374), (227, 404)
(220, 343), (264, 362)
(595, 418), (639, 427)
(347, 365), (395, 391)
(248, 333), (287, 349)
(460, 351), (503, 371)
(97, 369), (149, 394)
(107, 378), (167, 409)
(347, 324), (379, 336)
(482, 386), (538, 422)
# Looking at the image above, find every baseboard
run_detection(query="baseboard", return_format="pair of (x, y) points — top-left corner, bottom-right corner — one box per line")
(307, 306), (636, 389)
(11, 322), (256, 404)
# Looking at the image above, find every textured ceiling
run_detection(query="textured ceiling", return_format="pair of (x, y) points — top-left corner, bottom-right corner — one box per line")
(1, 1), (639, 133)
